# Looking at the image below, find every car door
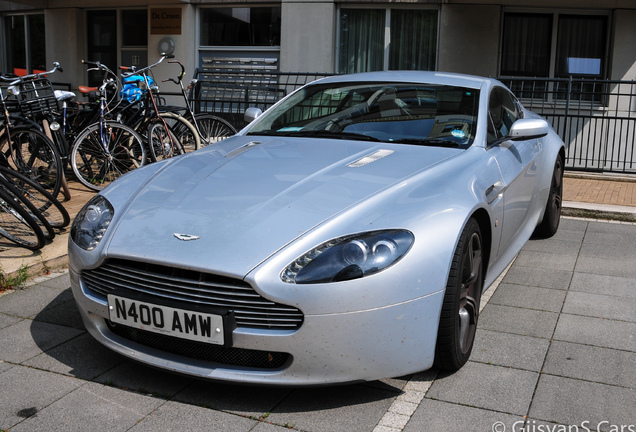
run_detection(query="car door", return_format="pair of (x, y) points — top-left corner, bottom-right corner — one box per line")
(487, 86), (541, 254)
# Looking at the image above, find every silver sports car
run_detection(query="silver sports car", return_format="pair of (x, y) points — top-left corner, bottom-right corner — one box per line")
(69, 71), (565, 385)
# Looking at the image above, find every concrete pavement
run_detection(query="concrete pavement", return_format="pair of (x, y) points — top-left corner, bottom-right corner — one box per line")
(1, 216), (635, 431)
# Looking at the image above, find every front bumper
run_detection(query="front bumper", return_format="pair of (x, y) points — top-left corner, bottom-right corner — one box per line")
(69, 267), (444, 385)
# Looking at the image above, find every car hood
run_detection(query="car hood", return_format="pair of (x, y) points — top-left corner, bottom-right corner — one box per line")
(106, 136), (461, 277)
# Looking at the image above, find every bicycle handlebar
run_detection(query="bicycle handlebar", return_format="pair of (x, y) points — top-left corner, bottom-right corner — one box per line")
(161, 59), (186, 85)
(120, 54), (175, 78)
(1, 62), (63, 84)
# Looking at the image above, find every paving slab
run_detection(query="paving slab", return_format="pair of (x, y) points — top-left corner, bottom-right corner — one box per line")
(489, 283), (567, 312)
(266, 385), (398, 432)
(513, 249), (579, 272)
(0, 284), (71, 318)
(562, 291), (636, 322)
(478, 304), (559, 338)
(129, 400), (257, 432)
(472, 329), (550, 371)
(543, 341), (636, 389)
(553, 314), (636, 352)
(501, 265), (573, 290)
(425, 362), (539, 415)
(95, 360), (193, 399)
(0, 319), (83, 363)
(0, 365), (83, 431)
(404, 399), (523, 432)
(9, 381), (165, 432)
(23, 332), (124, 380)
(174, 380), (292, 420)
(528, 374), (636, 431)
(0, 311), (21, 330)
(569, 272), (636, 298)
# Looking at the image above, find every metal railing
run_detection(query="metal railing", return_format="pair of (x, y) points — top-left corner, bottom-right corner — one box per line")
(190, 70), (636, 174)
(498, 77), (636, 174)
(190, 69), (333, 129)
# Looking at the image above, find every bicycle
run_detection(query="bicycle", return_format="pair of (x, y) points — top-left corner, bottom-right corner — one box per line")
(0, 181), (47, 250)
(0, 75), (63, 198)
(71, 61), (146, 191)
(162, 59), (236, 148)
(0, 164), (69, 230)
(118, 54), (198, 161)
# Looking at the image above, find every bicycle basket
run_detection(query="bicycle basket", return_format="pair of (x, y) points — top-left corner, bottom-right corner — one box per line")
(15, 77), (59, 119)
(121, 75), (156, 103)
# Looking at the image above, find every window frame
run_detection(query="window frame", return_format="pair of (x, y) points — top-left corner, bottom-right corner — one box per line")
(336, 5), (440, 74)
(1, 12), (46, 76)
(499, 8), (611, 80)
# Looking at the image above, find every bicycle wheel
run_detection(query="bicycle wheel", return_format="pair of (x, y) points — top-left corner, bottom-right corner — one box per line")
(71, 121), (146, 191)
(148, 120), (185, 162)
(0, 180), (55, 241)
(0, 186), (46, 250)
(158, 112), (201, 153)
(1, 127), (63, 199)
(0, 166), (70, 229)
(192, 113), (236, 147)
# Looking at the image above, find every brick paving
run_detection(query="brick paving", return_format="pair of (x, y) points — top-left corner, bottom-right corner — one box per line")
(564, 175), (636, 207)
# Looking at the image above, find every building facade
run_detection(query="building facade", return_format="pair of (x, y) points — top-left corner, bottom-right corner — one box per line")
(2, 0), (635, 91)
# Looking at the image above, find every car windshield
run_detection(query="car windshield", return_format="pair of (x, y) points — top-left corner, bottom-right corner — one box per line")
(247, 82), (480, 147)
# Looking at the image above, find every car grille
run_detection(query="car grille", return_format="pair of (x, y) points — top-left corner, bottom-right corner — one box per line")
(109, 323), (290, 369)
(82, 259), (304, 330)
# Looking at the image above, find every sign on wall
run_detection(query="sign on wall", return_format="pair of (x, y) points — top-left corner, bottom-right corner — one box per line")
(151, 8), (182, 35)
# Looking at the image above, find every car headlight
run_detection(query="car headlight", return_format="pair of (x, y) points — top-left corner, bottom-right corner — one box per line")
(281, 230), (414, 284)
(70, 195), (114, 251)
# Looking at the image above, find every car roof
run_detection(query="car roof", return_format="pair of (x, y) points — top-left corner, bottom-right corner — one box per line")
(311, 71), (498, 90)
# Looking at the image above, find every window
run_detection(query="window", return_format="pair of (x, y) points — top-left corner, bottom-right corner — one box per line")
(3, 13), (45, 76)
(200, 7), (281, 47)
(501, 12), (608, 79)
(338, 8), (437, 74)
(488, 87), (521, 145)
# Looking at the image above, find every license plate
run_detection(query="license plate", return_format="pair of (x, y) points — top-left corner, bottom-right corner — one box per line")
(108, 294), (226, 345)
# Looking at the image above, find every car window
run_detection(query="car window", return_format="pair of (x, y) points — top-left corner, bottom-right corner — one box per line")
(248, 82), (480, 147)
(487, 86), (520, 145)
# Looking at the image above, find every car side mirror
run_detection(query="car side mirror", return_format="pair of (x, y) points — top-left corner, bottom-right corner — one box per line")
(244, 107), (263, 124)
(508, 118), (550, 141)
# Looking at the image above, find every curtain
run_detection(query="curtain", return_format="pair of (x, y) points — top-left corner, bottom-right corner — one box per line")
(338, 9), (385, 74)
(501, 13), (552, 77)
(556, 15), (606, 77)
(389, 9), (437, 71)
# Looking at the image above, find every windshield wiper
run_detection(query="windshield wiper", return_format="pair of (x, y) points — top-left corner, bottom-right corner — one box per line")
(390, 138), (462, 147)
(248, 129), (381, 142)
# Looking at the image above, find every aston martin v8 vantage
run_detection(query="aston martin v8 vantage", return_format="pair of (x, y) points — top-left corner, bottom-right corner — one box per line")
(69, 71), (565, 385)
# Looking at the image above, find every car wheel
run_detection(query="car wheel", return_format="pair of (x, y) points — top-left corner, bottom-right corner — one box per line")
(533, 154), (564, 238)
(434, 218), (483, 371)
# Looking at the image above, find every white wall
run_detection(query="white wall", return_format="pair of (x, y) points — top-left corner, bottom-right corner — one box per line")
(438, 4), (501, 77)
(280, 0), (336, 73)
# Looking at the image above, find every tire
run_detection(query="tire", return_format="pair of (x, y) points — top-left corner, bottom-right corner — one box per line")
(0, 179), (55, 241)
(1, 127), (63, 199)
(0, 186), (46, 250)
(148, 120), (185, 162)
(434, 218), (484, 371)
(0, 166), (70, 229)
(191, 113), (236, 147)
(158, 112), (200, 153)
(533, 154), (564, 239)
(71, 121), (146, 191)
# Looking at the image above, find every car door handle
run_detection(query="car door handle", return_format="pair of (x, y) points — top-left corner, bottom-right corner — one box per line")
(486, 181), (505, 204)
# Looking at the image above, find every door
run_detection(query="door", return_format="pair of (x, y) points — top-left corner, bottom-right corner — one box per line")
(487, 87), (540, 253)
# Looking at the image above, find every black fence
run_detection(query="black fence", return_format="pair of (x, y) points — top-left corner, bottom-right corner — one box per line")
(498, 77), (636, 174)
(190, 71), (636, 174)
(190, 69), (333, 129)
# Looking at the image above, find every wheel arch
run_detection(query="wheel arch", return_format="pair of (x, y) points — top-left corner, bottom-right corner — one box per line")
(469, 207), (492, 286)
